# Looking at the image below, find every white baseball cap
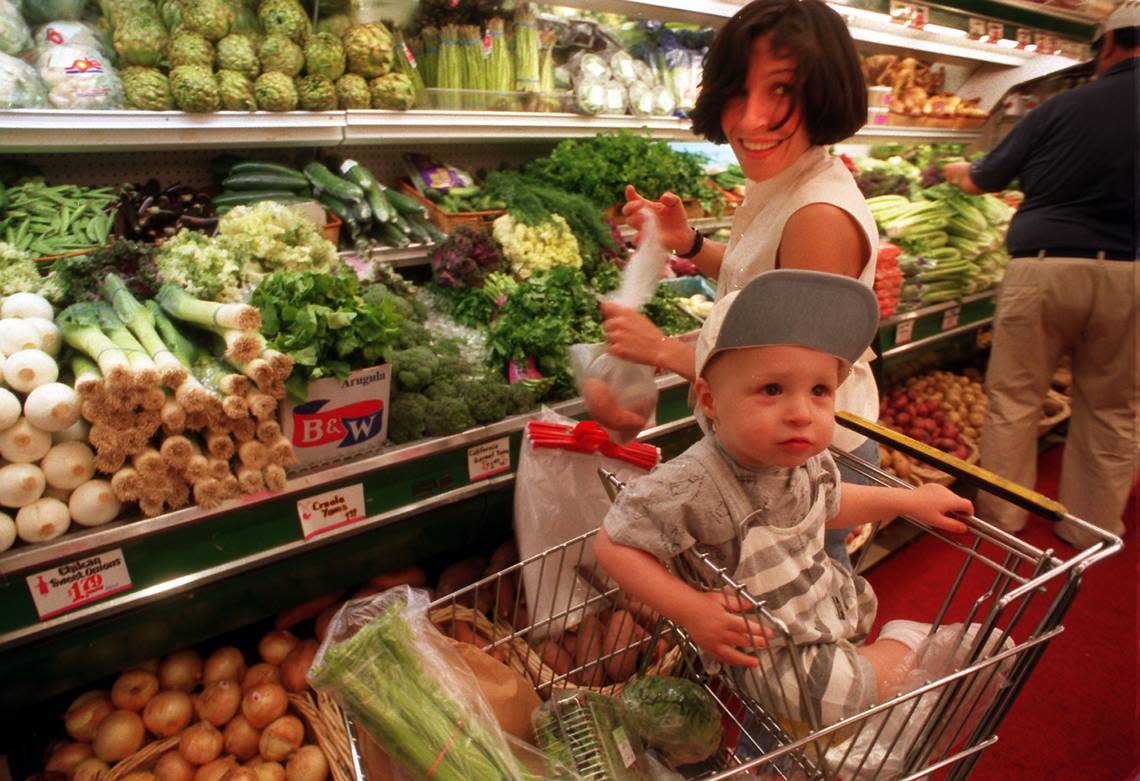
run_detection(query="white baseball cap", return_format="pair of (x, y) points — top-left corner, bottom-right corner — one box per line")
(1096, 0), (1140, 40)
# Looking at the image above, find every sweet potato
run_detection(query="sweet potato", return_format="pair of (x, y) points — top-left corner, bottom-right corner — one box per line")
(604, 610), (648, 681)
(436, 556), (487, 596)
(314, 604), (340, 642)
(535, 640), (572, 676)
(573, 614), (608, 687)
(366, 566), (427, 590)
(486, 541), (518, 575)
(274, 592), (345, 631)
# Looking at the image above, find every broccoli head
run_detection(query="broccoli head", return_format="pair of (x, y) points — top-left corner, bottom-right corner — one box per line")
(390, 345), (439, 392)
(504, 382), (538, 416)
(424, 397), (473, 438)
(457, 379), (511, 425)
(387, 392), (429, 444)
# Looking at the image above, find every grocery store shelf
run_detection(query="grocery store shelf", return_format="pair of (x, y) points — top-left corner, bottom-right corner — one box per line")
(879, 289), (998, 359)
(0, 109), (345, 153)
(343, 110), (700, 143)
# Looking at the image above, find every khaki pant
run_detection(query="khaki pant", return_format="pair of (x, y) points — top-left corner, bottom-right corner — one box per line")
(976, 257), (1139, 543)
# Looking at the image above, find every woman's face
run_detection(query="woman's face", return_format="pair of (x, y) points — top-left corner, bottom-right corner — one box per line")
(720, 34), (811, 182)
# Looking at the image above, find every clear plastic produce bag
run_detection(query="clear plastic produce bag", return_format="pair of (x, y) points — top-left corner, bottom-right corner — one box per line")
(0, 0), (32, 57)
(0, 51), (48, 108)
(36, 44), (123, 108)
(513, 408), (660, 641)
(32, 20), (109, 56)
(308, 585), (582, 781)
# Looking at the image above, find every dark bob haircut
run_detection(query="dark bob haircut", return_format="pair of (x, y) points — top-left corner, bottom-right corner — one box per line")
(691, 0), (868, 146)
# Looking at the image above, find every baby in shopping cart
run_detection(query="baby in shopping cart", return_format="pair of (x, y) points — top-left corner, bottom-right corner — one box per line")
(594, 270), (974, 731)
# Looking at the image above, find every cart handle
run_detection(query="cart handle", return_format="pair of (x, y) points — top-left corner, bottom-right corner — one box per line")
(837, 411), (1068, 522)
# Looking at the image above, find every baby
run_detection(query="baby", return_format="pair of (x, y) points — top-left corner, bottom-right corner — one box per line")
(594, 270), (973, 731)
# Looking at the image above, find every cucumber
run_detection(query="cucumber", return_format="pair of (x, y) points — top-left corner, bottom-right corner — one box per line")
(402, 213), (431, 244)
(407, 212), (445, 243)
(229, 161), (309, 184)
(211, 190), (304, 208)
(380, 185), (428, 217)
(339, 161), (392, 223)
(318, 192), (358, 233)
(222, 172), (311, 192)
(304, 161), (365, 203)
(349, 197), (372, 226)
(388, 208), (413, 236)
(376, 220), (411, 248)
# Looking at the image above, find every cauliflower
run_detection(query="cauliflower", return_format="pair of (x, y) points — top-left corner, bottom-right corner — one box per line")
(155, 230), (242, 302)
(216, 202), (337, 286)
(492, 214), (582, 279)
(0, 51), (47, 108)
(0, 243), (46, 297)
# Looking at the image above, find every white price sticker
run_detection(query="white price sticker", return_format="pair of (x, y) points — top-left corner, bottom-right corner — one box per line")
(27, 549), (132, 621)
(895, 319), (915, 345)
(942, 306), (961, 331)
(297, 483), (366, 540)
(468, 437), (511, 482)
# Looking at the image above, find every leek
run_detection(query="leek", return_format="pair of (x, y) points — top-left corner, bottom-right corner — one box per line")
(95, 302), (159, 389)
(104, 274), (188, 389)
(58, 303), (132, 389)
(157, 284), (262, 332)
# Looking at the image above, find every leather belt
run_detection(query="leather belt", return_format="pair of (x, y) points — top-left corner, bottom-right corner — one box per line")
(1011, 249), (1135, 261)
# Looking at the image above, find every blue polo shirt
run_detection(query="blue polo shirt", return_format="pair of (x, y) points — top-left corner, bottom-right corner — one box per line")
(969, 57), (1138, 259)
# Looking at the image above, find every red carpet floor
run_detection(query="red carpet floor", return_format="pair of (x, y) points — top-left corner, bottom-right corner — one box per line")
(863, 445), (1138, 781)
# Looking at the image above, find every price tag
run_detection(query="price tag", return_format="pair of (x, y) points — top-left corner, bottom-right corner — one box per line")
(27, 549), (132, 621)
(468, 437), (511, 482)
(889, 1), (912, 23)
(986, 22), (1005, 42)
(942, 305), (962, 331)
(909, 4), (928, 29)
(296, 483), (366, 540)
(1016, 28), (1033, 48)
(968, 17), (987, 38)
(895, 319), (915, 345)
(1035, 33), (1055, 53)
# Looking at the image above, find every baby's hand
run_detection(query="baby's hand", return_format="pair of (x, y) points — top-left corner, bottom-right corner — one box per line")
(907, 483), (972, 533)
(678, 589), (771, 667)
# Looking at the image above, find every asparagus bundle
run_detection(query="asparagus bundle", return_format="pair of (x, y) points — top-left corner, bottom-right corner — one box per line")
(437, 25), (463, 110)
(459, 24), (486, 109)
(538, 29), (558, 111)
(513, 5), (540, 99)
(420, 26), (440, 88)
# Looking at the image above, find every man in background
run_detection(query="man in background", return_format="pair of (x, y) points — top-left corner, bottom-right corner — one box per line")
(943, 1), (1138, 547)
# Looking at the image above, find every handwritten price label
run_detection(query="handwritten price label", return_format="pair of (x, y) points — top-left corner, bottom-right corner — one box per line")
(942, 305), (962, 331)
(297, 483), (366, 540)
(896, 319), (915, 345)
(468, 437), (511, 482)
(26, 549), (132, 620)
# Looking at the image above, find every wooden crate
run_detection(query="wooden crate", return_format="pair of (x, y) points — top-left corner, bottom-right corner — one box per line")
(398, 181), (504, 234)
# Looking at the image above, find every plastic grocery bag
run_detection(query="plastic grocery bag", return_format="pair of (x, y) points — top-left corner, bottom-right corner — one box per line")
(0, 51), (48, 108)
(514, 408), (660, 640)
(308, 586), (582, 781)
(574, 212), (668, 444)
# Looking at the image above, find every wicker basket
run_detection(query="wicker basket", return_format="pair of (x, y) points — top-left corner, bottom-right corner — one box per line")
(909, 439), (980, 487)
(102, 692), (354, 781)
(430, 603), (682, 699)
(398, 181), (504, 234)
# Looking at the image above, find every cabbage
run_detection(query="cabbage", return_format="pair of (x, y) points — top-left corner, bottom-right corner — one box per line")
(618, 675), (723, 767)
(0, 51), (48, 107)
(0, 0), (31, 56)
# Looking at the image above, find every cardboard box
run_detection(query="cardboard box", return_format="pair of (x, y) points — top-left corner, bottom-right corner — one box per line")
(281, 364), (392, 471)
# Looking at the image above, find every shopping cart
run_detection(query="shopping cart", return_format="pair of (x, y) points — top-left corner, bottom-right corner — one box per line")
(417, 422), (1121, 781)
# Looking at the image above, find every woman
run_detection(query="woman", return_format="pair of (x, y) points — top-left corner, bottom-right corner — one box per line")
(593, 0), (879, 568)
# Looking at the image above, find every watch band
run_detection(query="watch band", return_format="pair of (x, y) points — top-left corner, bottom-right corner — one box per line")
(677, 229), (703, 259)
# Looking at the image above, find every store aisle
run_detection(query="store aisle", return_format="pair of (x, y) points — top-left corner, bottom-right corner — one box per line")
(864, 445), (1138, 781)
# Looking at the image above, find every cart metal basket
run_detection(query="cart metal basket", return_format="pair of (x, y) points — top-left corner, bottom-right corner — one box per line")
(352, 431), (1121, 781)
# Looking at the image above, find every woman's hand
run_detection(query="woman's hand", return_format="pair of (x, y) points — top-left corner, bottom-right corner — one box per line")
(678, 589), (771, 667)
(622, 185), (696, 254)
(581, 377), (650, 439)
(601, 302), (667, 366)
(905, 484), (972, 533)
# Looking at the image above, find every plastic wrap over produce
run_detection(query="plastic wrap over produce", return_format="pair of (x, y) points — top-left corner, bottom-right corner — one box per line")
(33, 21), (122, 109)
(0, 51), (47, 108)
(307, 586), (583, 781)
(0, 0), (31, 56)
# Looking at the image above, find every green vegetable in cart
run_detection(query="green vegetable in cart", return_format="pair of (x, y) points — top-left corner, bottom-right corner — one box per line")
(342, 23), (393, 79)
(168, 32), (215, 69)
(335, 74), (371, 109)
(368, 72), (414, 110)
(258, 34), (305, 77)
(179, 0), (230, 41)
(304, 32), (346, 81)
(170, 65), (221, 112)
(216, 69), (257, 111)
(254, 71), (298, 111)
(297, 75), (338, 111)
(121, 67), (175, 111)
(216, 34), (260, 79)
(257, 0), (310, 44)
(618, 675), (723, 766)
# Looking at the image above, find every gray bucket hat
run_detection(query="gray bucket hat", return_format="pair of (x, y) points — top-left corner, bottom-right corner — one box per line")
(694, 269), (879, 384)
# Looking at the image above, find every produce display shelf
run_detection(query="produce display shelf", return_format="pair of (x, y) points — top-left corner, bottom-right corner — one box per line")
(0, 375), (701, 708)
(879, 289), (998, 359)
(0, 110), (983, 153)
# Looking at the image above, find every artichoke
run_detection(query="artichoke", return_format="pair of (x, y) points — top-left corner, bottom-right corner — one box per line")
(170, 65), (221, 112)
(216, 34), (259, 78)
(179, 0), (232, 41)
(254, 71), (297, 111)
(342, 23), (392, 79)
(334, 74), (370, 109)
(217, 69), (257, 110)
(257, 0), (309, 44)
(368, 72), (414, 110)
(113, 16), (169, 67)
(159, 0), (183, 34)
(303, 32), (345, 81)
(316, 14), (350, 38)
(223, 0), (262, 35)
(296, 74), (336, 111)
(121, 66), (175, 110)
(168, 32), (215, 68)
(257, 33), (304, 76)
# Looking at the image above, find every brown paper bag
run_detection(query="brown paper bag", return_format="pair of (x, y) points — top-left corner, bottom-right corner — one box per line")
(451, 641), (542, 744)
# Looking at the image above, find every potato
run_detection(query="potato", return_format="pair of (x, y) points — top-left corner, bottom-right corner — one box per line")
(891, 451), (912, 479)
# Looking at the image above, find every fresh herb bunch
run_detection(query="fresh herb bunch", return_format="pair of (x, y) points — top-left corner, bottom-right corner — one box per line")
(486, 265), (604, 399)
(250, 267), (404, 400)
(428, 226), (505, 288)
(428, 283), (497, 328)
(525, 131), (723, 214)
(644, 287), (698, 336)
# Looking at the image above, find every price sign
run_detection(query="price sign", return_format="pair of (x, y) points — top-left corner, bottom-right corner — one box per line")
(909, 4), (928, 29)
(895, 319), (915, 345)
(1016, 28), (1033, 48)
(468, 437), (511, 482)
(1035, 33), (1055, 53)
(942, 305), (962, 331)
(986, 22), (1005, 42)
(296, 483), (366, 540)
(889, 1), (912, 23)
(26, 549), (132, 620)
(968, 17), (987, 39)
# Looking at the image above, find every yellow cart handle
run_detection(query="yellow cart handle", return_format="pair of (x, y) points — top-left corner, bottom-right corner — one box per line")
(837, 411), (1068, 522)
